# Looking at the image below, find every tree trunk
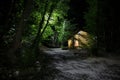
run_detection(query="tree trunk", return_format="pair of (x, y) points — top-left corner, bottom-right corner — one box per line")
(32, 1), (48, 49)
(32, 4), (55, 60)
(7, 0), (33, 64)
(40, 4), (55, 37)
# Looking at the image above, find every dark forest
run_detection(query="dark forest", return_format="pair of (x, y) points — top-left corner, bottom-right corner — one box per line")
(0, 0), (120, 80)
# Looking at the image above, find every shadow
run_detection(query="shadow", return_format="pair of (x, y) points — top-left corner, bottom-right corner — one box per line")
(31, 53), (61, 80)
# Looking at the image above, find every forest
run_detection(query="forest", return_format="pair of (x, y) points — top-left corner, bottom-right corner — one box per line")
(0, 0), (120, 80)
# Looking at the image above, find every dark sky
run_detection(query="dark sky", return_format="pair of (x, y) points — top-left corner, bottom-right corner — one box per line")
(0, 0), (12, 24)
(68, 0), (88, 30)
(0, 0), (12, 14)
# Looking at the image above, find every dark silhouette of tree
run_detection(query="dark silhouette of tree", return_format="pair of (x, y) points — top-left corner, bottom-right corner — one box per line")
(7, 0), (34, 64)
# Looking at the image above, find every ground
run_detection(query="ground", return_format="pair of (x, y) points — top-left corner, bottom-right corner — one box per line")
(1, 48), (120, 80)
(38, 48), (120, 80)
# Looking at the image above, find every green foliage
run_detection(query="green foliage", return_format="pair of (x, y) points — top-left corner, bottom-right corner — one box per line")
(83, 0), (98, 55)
(59, 20), (76, 43)
(84, 0), (97, 35)
(0, 0), (71, 67)
(41, 0), (70, 44)
(56, 0), (70, 17)
(17, 0), (71, 66)
(42, 25), (54, 39)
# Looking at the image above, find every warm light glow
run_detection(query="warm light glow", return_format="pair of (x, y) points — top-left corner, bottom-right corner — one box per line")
(74, 34), (79, 39)
(74, 40), (79, 48)
(68, 39), (73, 48)
(68, 30), (90, 49)
(79, 36), (88, 44)
(78, 31), (88, 36)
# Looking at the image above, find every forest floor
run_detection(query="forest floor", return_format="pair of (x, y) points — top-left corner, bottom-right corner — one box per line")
(1, 48), (120, 80)
(36, 48), (120, 80)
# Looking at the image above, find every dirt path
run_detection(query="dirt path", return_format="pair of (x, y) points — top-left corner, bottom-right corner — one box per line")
(41, 48), (120, 80)
(1, 48), (119, 80)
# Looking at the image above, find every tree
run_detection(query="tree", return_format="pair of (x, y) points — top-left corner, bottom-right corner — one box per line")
(42, 0), (70, 47)
(7, 0), (34, 64)
(98, 0), (120, 53)
(83, 0), (98, 55)
(31, 0), (70, 49)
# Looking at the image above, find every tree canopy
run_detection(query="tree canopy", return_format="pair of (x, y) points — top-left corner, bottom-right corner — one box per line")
(0, 0), (120, 79)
